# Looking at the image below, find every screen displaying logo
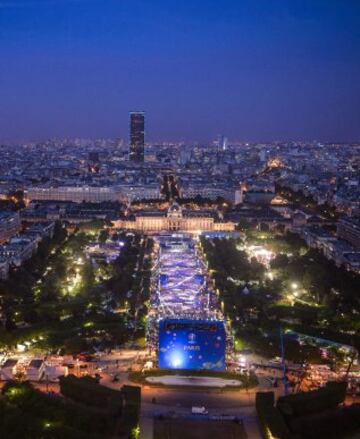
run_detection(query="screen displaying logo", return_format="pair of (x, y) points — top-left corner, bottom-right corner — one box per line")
(158, 319), (226, 371)
(188, 332), (196, 343)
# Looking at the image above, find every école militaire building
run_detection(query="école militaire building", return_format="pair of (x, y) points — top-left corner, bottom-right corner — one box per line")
(112, 202), (235, 233)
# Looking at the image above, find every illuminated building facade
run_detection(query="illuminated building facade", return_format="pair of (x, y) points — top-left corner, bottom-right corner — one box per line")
(26, 186), (125, 203)
(112, 202), (235, 233)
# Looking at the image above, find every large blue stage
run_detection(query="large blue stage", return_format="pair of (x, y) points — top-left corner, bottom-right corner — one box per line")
(158, 318), (226, 371)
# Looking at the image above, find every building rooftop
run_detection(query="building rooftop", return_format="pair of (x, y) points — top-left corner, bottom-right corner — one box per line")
(29, 359), (44, 369)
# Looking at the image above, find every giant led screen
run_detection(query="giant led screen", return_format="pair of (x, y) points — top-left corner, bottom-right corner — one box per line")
(158, 319), (226, 371)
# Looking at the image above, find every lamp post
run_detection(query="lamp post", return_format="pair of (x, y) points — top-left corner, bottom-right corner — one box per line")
(279, 326), (288, 396)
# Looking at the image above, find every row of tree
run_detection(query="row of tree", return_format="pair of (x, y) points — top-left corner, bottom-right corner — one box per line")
(0, 380), (116, 438)
(201, 235), (360, 361)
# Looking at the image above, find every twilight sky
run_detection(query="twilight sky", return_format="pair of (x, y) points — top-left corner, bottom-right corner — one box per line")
(0, 0), (360, 142)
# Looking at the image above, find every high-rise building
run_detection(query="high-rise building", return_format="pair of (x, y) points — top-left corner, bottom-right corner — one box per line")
(129, 111), (145, 161)
(217, 134), (228, 151)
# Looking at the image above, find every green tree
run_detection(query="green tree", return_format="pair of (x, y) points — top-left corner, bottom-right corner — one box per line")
(98, 229), (109, 243)
(236, 218), (251, 231)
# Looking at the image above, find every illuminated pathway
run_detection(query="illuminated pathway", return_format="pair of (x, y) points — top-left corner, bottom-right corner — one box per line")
(148, 234), (227, 371)
(154, 235), (219, 320)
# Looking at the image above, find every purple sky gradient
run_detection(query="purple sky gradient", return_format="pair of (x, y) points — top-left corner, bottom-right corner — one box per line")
(0, 0), (360, 142)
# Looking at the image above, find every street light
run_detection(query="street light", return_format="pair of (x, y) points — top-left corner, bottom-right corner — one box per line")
(266, 271), (274, 280)
(291, 282), (298, 290)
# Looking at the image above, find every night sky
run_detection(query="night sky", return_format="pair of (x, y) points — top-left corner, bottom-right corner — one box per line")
(1, 0), (360, 142)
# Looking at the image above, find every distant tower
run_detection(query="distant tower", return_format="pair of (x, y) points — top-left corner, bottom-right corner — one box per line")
(259, 149), (266, 162)
(129, 111), (145, 161)
(218, 135), (228, 151)
(179, 147), (191, 166)
(222, 136), (228, 151)
(235, 183), (245, 205)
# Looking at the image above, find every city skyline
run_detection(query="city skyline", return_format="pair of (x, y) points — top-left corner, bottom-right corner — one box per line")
(1, 0), (360, 142)
(0, 107), (359, 146)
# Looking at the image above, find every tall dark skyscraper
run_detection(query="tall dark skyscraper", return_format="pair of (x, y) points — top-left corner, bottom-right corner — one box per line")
(129, 111), (145, 162)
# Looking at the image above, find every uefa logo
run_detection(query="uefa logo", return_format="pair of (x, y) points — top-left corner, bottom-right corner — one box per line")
(188, 332), (196, 343)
